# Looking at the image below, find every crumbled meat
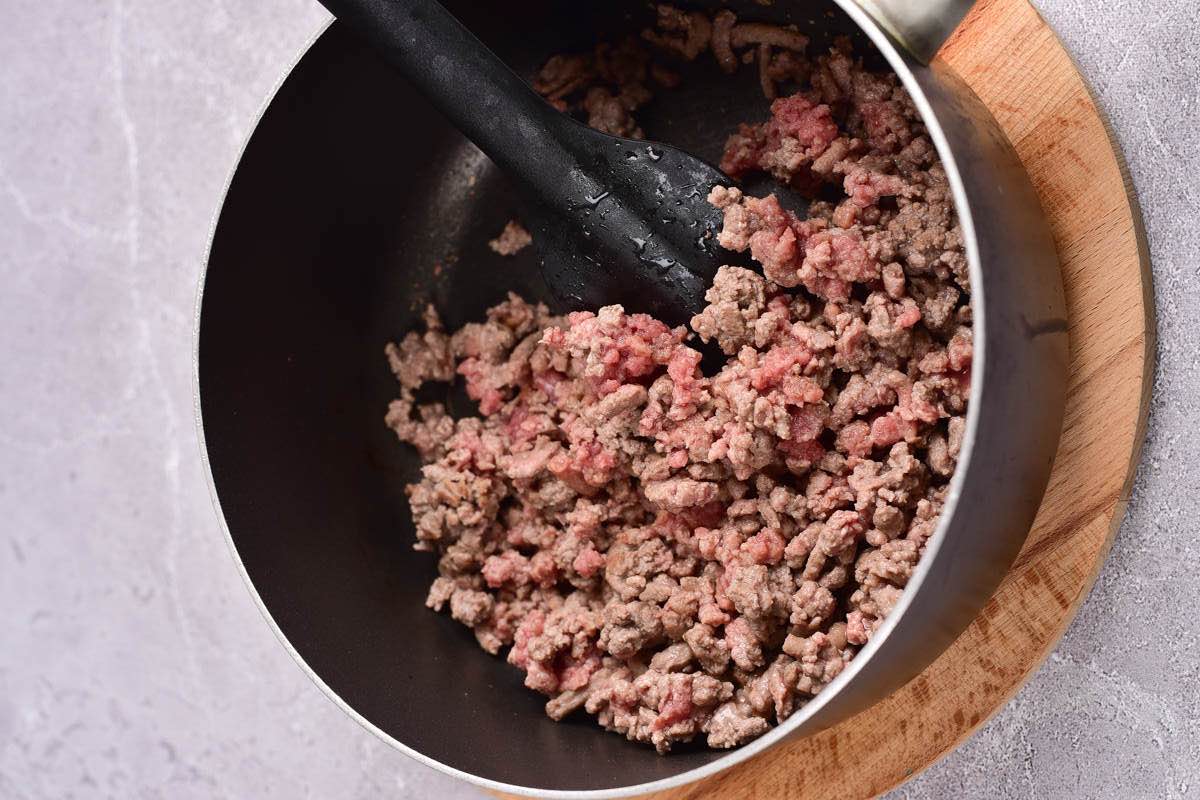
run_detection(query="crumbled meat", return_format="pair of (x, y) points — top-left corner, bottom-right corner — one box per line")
(535, 7), (832, 142)
(731, 22), (810, 53)
(689, 266), (769, 355)
(710, 10), (738, 73)
(385, 25), (969, 754)
(532, 35), (653, 139)
(583, 87), (644, 138)
(642, 4), (712, 61)
(385, 305), (454, 392)
(533, 53), (594, 101)
(488, 219), (533, 256)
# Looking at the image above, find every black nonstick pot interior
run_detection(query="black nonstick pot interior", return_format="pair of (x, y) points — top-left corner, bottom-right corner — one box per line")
(199, 1), (877, 791)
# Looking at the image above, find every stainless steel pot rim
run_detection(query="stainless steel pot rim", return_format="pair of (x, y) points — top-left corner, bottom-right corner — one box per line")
(193, 3), (988, 797)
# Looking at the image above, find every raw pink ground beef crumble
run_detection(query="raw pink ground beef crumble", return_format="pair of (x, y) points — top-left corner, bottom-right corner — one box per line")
(384, 23), (971, 754)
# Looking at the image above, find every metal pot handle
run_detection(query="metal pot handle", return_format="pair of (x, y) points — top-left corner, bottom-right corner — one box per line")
(853, 0), (976, 63)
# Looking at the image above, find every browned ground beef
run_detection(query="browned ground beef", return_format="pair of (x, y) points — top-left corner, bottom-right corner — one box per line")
(488, 219), (533, 256)
(384, 11), (971, 754)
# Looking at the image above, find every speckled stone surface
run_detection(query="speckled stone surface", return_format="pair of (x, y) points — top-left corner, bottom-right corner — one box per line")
(0, 1), (1195, 797)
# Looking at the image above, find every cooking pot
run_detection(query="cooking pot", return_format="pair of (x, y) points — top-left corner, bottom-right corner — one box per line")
(196, 0), (1068, 796)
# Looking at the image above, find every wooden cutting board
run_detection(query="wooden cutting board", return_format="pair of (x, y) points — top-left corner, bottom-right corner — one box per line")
(495, 0), (1154, 795)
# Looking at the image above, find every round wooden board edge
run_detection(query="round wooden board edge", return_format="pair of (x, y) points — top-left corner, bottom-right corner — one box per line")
(902, 0), (1158, 783)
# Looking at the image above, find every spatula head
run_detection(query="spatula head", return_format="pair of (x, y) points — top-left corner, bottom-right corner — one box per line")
(521, 126), (733, 327)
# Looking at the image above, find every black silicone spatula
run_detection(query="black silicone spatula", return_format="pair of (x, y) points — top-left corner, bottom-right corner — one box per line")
(317, 0), (732, 325)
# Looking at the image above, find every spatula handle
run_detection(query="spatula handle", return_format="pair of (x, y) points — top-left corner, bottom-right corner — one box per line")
(317, 0), (572, 193)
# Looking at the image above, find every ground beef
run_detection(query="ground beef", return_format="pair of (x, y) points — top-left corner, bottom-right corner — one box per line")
(532, 35), (654, 139)
(385, 19), (970, 755)
(488, 219), (532, 256)
(532, 6), (819, 136)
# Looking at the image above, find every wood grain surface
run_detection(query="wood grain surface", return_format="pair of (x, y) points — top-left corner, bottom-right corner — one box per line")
(497, 0), (1153, 796)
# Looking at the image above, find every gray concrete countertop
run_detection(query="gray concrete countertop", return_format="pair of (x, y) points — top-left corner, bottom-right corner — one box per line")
(1, 1), (1195, 797)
